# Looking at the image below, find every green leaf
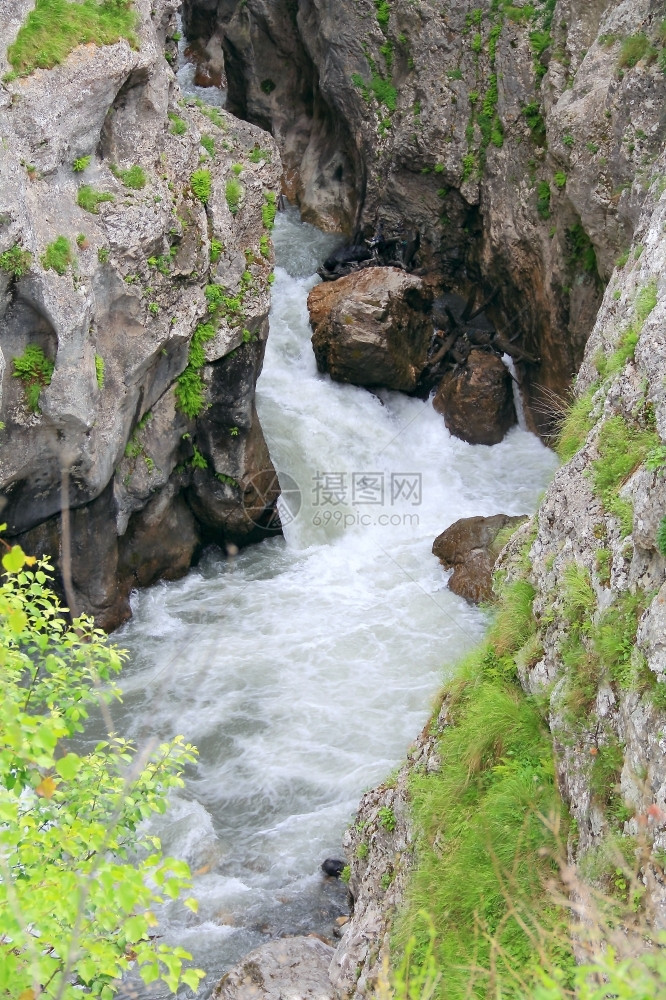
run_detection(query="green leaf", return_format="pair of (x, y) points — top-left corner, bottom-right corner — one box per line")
(182, 968), (205, 990)
(55, 753), (81, 781)
(2, 545), (26, 573)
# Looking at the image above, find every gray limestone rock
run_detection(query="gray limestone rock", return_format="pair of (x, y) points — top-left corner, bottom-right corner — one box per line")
(213, 937), (336, 1000)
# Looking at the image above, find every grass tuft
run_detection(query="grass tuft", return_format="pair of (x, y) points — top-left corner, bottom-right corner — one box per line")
(41, 235), (73, 275)
(7, 0), (137, 77)
(111, 163), (146, 190)
(556, 386), (597, 463)
(77, 185), (114, 214)
(12, 344), (55, 412)
(225, 177), (242, 214)
(191, 169), (212, 204)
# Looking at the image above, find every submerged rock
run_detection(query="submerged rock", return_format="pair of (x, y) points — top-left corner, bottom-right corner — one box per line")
(433, 350), (517, 445)
(213, 937), (335, 1000)
(433, 514), (528, 604)
(308, 267), (432, 392)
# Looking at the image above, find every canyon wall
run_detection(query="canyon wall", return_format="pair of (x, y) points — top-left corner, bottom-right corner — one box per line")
(0, 0), (281, 629)
(187, 0), (666, 434)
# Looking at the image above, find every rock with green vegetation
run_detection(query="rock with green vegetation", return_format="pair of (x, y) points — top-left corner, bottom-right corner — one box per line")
(432, 513), (528, 603)
(208, 0), (666, 438)
(0, 0), (282, 629)
(332, 140), (666, 1000)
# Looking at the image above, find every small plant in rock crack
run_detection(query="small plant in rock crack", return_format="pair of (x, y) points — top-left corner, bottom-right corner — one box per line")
(41, 236), (73, 275)
(0, 244), (32, 277)
(12, 344), (54, 412)
(72, 155), (91, 172)
(378, 806), (396, 832)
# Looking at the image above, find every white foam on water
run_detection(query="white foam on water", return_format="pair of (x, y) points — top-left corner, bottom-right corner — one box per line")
(111, 207), (558, 995)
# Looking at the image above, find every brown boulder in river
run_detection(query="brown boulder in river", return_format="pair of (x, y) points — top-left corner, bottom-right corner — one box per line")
(433, 514), (528, 604)
(433, 349), (516, 445)
(308, 267), (432, 392)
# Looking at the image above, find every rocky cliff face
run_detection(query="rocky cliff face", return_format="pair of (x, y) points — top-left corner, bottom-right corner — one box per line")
(0, 0), (281, 629)
(184, 0), (666, 435)
(330, 151), (666, 999)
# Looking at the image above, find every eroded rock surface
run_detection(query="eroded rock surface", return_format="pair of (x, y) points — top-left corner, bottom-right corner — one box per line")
(433, 350), (517, 445)
(433, 513), (528, 604)
(0, 0), (281, 628)
(213, 937), (336, 1000)
(188, 0), (666, 435)
(308, 267), (432, 392)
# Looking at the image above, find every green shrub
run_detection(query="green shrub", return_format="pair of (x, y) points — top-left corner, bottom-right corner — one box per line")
(72, 154), (91, 172)
(0, 545), (203, 999)
(593, 592), (643, 688)
(262, 190), (277, 229)
(522, 101), (546, 146)
(399, 662), (565, 999)
(200, 134), (215, 156)
(210, 238), (223, 263)
(536, 180), (551, 219)
(190, 169), (211, 204)
(190, 444), (208, 469)
(7, 0), (137, 76)
(77, 184), (114, 213)
(97, 246), (110, 263)
(556, 385), (597, 462)
(590, 416), (658, 535)
(175, 322), (217, 418)
(378, 806), (396, 831)
(260, 78), (276, 93)
(12, 344), (54, 412)
(168, 112), (187, 135)
(553, 170), (566, 188)
(374, 0), (390, 30)
(111, 163), (147, 190)
(41, 235), (73, 275)
(248, 145), (271, 163)
(0, 244), (32, 277)
(225, 177), (242, 214)
(561, 563), (596, 627)
(635, 279), (658, 324)
(619, 33), (653, 68)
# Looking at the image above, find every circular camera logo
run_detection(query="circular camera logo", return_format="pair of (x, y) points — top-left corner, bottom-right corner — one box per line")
(242, 470), (302, 529)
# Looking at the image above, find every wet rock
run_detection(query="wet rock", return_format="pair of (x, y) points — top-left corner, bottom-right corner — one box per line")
(433, 350), (516, 445)
(321, 858), (346, 877)
(432, 514), (528, 604)
(308, 267), (432, 392)
(213, 937), (335, 1000)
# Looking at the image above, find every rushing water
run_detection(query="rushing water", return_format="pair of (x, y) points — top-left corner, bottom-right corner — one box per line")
(107, 208), (559, 996)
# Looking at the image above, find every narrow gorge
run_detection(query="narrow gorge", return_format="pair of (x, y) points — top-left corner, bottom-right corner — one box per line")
(1, 1), (666, 999)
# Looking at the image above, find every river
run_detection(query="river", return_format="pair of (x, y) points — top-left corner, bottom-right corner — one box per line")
(107, 206), (558, 996)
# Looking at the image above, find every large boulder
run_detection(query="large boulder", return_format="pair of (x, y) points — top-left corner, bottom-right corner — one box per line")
(213, 937), (335, 1000)
(433, 350), (516, 445)
(433, 513), (528, 604)
(308, 267), (432, 392)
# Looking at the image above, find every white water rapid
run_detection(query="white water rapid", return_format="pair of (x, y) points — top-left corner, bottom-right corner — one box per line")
(110, 209), (558, 997)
